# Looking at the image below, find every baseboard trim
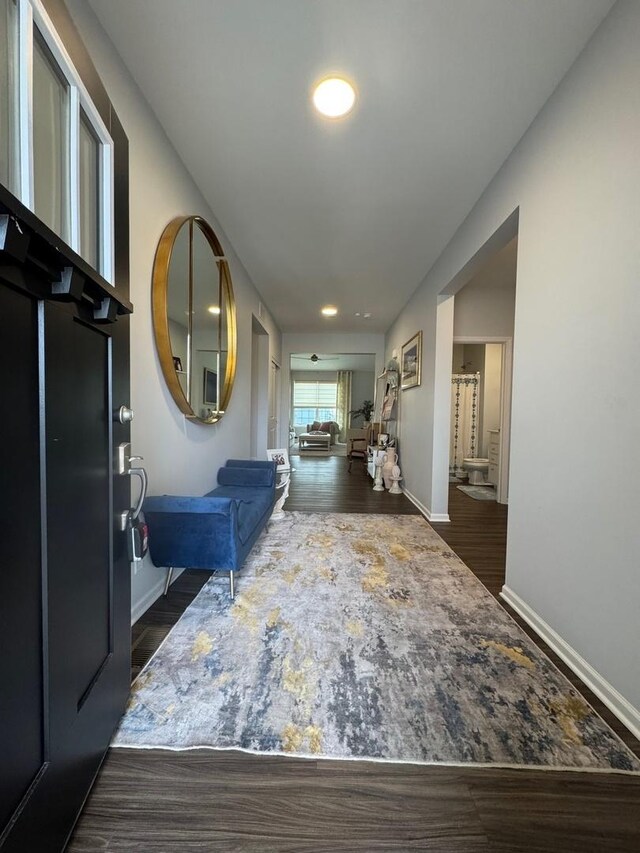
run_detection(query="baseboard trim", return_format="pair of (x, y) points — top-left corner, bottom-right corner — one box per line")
(501, 585), (640, 741)
(402, 487), (450, 523)
(130, 567), (185, 626)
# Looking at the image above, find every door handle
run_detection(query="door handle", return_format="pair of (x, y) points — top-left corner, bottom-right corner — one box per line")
(125, 466), (149, 562)
(128, 466), (148, 522)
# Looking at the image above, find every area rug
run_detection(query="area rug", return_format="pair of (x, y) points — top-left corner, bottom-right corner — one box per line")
(457, 484), (496, 501)
(112, 512), (639, 774)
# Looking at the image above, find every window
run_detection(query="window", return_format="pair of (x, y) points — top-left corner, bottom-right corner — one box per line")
(292, 381), (337, 426)
(0, 0), (113, 279)
(79, 111), (99, 268)
(32, 30), (69, 240)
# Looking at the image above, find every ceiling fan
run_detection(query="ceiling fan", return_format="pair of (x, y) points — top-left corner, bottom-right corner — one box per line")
(309, 354), (339, 363)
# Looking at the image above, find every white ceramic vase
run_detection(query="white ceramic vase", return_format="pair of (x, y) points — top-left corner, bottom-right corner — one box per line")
(382, 448), (397, 489)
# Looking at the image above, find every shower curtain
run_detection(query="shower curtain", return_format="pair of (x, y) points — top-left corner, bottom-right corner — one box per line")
(450, 374), (479, 477)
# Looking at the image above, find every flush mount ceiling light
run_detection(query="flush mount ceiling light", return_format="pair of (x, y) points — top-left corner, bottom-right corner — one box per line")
(321, 305), (338, 316)
(207, 305), (221, 315)
(312, 78), (356, 118)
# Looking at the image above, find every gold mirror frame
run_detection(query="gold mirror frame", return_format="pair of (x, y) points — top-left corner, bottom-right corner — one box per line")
(152, 215), (237, 424)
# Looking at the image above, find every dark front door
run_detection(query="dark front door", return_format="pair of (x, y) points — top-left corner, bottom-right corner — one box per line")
(0, 184), (132, 851)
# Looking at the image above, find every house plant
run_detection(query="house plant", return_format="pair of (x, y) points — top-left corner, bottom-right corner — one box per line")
(349, 399), (374, 427)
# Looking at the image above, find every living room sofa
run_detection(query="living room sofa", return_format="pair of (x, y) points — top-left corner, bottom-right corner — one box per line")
(304, 420), (340, 445)
(143, 459), (277, 599)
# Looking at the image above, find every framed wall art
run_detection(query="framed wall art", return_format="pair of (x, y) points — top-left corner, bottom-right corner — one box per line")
(401, 331), (422, 390)
(266, 448), (290, 472)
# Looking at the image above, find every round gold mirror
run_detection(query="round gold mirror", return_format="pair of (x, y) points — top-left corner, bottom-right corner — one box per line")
(152, 216), (237, 423)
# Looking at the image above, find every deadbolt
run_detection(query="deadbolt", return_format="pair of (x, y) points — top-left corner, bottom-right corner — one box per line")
(118, 405), (134, 424)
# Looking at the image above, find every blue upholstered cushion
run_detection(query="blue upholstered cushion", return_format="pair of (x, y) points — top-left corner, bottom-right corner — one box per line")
(237, 499), (268, 544)
(143, 495), (233, 515)
(217, 466), (274, 488)
(143, 495), (239, 569)
(205, 484), (273, 544)
(226, 459), (275, 470)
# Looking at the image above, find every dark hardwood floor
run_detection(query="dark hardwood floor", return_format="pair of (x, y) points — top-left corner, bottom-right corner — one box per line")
(286, 451), (422, 514)
(68, 455), (640, 852)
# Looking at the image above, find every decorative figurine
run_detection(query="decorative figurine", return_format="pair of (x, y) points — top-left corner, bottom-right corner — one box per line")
(389, 464), (403, 494)
(373, 454), (385, 491)
(272, 471), (291, 519)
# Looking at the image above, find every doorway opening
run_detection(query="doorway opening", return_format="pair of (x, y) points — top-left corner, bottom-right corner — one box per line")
(450, 337), (513, 504)
(250, 315), (270, 459)
(288, 352), (376, 461)
(433, 211), (518, 523)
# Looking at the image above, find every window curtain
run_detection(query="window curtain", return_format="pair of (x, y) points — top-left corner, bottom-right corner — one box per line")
(336, 370), (352, 442)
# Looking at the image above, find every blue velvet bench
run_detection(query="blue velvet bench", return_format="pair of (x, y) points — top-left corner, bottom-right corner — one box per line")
(143, 459), (277, 599)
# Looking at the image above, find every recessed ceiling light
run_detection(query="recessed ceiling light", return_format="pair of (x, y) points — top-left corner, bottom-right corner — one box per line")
(321, 305), (338, 316)
(313, 78), (356, 118)
(208, 305), (221, 315)
(354, 312), (361, 317)
(363, 312), (372, 319)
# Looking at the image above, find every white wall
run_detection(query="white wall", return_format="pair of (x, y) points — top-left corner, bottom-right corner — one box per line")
(482, 344), (502, 457)
(66, 0), (281, 623)
(452, 238), (517, 338)
(290, 370), (337, 382)
(387, 0), (640, 716)
(453, 285), (516, 338)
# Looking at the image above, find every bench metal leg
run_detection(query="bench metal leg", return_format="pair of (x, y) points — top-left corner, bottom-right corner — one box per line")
(163, 566), (174, 596)
(229, 570), (235, 600)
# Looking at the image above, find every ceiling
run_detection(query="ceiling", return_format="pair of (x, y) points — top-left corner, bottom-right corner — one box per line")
(290, 353), (376, 371)
(89, 0), (614, 333)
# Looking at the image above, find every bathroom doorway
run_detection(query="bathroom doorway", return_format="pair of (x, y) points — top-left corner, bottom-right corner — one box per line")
(451, 337), (513, 504)
(432, 218), (518, 520)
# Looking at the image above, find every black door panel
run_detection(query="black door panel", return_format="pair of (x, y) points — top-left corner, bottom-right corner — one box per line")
(0, 4), (130, 844)
(0, 287), (131, 853)
(0, 285), (46, 836)
(0, 193), (131, 853)
(46, 309), (112, 719)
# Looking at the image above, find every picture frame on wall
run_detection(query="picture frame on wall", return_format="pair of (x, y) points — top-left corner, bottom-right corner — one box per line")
(203, 367), (218, 406)
(401, 331), (422, 390)
(266, 448), (290, 472)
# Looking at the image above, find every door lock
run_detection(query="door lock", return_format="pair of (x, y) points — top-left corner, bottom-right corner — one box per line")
(117, 405), (134, 424)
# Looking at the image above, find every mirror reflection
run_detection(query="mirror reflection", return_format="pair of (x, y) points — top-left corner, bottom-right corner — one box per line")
(166, 222), (189, 397)
(153, 216), (237, 423)
(191, 224), (220, 418)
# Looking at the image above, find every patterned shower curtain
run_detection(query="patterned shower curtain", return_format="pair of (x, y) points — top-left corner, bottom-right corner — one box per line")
(450, 374), (479, 477)
(336, 370), (352, 442)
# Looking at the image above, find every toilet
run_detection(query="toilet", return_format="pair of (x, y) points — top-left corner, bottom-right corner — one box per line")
(462, 457), (489, 485)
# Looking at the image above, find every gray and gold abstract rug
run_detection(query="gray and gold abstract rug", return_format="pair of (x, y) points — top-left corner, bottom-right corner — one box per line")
(113, 513), (639, 773)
